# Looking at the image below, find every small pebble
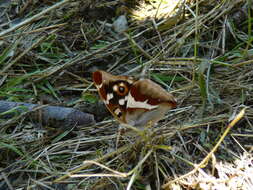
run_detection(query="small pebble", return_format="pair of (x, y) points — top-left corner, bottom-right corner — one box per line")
(112, 15), (128, 33)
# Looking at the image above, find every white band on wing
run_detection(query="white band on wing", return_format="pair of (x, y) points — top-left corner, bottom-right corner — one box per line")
(127, 93), (158, 110)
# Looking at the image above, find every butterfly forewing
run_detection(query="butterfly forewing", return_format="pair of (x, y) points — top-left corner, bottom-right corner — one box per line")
(92, 70), (177, 126)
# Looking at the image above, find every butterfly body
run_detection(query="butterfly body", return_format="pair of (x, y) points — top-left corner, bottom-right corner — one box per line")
(93, 70), (177, 127)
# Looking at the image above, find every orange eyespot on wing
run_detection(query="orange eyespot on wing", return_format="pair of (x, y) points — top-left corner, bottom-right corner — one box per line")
(113, 83), (129, 96)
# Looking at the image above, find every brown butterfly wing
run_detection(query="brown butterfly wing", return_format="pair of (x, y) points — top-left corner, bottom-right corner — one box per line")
(93, 70), (135, 124)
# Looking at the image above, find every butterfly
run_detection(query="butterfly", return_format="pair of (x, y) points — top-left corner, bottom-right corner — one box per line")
(92, 70), (177, 127)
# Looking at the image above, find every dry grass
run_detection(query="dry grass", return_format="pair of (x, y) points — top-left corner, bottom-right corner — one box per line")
(0, 0), (252, 189)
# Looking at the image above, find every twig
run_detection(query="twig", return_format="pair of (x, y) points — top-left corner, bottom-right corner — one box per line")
(0, 100), (94, 129)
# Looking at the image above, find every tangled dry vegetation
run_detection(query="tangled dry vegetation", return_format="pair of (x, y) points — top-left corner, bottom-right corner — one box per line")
(0, 0), (253, 189)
